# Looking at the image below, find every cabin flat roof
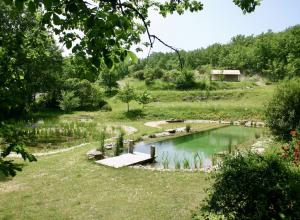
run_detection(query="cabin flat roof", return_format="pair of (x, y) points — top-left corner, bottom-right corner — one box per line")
(211, 70), (241, 75)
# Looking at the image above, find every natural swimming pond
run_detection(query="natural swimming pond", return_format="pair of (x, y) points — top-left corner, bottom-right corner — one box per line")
(134, 126), (264, 169)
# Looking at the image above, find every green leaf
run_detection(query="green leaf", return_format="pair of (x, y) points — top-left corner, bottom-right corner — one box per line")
(42, 12), (52, 25)
(104, 56), (113, 69)
(53, 13), (61, 25)
(15, 0), (24, 10)
(66, 41), (72, 49)
(44, 0), (52, 10)
(28, 1), (36, 13)
(3, 0), (13, 5)
(127, 51), (138, 64)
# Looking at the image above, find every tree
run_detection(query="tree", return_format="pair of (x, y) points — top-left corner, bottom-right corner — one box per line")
(3, 0), (259, 70)
(0, 2), (63, 119)
(118, 84), (136, 112)
(99, 68), (120, 94)
(0, 2), (62, 177)
(63, 55), (98, 82)
(0, 124), (37, 177)
(202, 153), (300, 220)
(136, 90), (152, 108)
(265, 78), (300, 141)
(59, 91), (80, 112)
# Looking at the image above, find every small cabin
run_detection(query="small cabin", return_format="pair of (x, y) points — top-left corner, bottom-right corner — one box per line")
(211, 70), (241, 81)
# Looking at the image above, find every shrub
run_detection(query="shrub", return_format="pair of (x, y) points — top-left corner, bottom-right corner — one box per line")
(144, 67), (164, 80)
(133, 70), (145, 80)
(114, 131), (124, 156)
(265, 78), (300, 141)
(145, 77), (153, 86)
(136, 90), (152, 108)
(162, 70), (176, 82)
(64, 78), (105, 109)
(174, 70), (196, 89)
(118, 84), (136, 112)
(202, 153), (300, 220)
(59, 91), (80, 111)
(101, 104), (112, 111)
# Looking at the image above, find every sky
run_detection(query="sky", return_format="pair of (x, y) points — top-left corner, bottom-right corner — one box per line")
(133, 0), (300, 58)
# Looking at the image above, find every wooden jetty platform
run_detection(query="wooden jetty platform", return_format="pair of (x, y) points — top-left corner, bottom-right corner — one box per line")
(95, 152), (153, 168)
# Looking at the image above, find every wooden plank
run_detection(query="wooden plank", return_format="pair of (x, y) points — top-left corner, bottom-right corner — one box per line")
(95, 152), (152, 168)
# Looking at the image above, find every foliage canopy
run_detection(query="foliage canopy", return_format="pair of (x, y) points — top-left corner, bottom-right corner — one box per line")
(203, 153), (300, 220)
(266, 78), (300, 141)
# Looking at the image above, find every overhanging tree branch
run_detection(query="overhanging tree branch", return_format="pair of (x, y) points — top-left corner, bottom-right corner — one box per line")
(150, 35), (184, 70)
(119, 2), (184, 70)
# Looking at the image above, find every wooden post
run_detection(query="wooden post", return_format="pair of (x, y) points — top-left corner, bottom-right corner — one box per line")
(128, 140), (134, 154)
(150, 145), (155, 159)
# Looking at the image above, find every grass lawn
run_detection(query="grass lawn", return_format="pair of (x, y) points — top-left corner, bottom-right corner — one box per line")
(0, 83), (275, 219)
(0, 144), (210, 220)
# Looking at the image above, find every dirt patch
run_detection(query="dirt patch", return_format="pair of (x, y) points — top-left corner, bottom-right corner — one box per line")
(0, 182), (26, 193)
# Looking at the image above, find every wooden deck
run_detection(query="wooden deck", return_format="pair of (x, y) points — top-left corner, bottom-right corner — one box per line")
(95, 152), (153, 168)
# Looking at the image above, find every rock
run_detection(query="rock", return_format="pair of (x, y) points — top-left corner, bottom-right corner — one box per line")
(221, 121), (231, 125)
(245, 121), (252, 127)
(255, 122), (265, 127)
(166, 119), (184, 123)
(175, 127), (186, 132)
(166, 129), (176, 134)
(251, 147), (265, 154)
(86, 149), (103, 160)
(148, 134), (157, 138)
(233, 121), (240, 126)
(105, 143), (114, 150)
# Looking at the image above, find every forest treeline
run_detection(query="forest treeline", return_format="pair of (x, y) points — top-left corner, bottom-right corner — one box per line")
(133, 25), (300, 82)
(1, 0), (300, 119)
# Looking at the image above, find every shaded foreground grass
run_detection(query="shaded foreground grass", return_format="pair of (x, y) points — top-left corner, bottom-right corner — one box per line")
(0, 144), (210, 220)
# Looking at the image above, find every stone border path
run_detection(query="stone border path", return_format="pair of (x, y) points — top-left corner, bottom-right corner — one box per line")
(144, 119), (265, 128)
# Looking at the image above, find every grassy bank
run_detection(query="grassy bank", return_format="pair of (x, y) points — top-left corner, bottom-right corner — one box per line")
(0, 144), (210, 220)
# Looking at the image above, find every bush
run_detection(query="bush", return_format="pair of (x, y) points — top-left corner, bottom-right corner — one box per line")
(101, 104), (112, 111)
(202, 153), (300, 220)
(266, 78), (300, 141)
(59, 91), (80, 111)
(144, 67), (164, 80)
(174, 70), (196, 89)
(162, 70), (176, 82)
(114, 131), (124, 156)
(64, 78), (105, 109)
(145, 78), (153, 86)
(133, 70), (145, 80)
(136, 90), (152, 108)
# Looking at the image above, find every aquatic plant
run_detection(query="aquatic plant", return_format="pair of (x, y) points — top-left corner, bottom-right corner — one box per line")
(211, 154), (217, 167)
(183, 157), (190, 169)
(193, 152), (203, 169)
(115, 129), (125, 156)
(173, 155), (181, 170)
(161, 152), (170, 169)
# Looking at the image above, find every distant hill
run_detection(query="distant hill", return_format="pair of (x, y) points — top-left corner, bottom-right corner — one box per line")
(133, 25), (300, 82)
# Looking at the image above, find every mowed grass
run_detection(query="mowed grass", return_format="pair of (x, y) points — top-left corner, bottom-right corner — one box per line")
(0, 83), (274, 219)
(0, 144), (210, 220)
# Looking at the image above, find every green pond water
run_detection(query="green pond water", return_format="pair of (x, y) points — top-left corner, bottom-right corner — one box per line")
(134, 126), (264, 169)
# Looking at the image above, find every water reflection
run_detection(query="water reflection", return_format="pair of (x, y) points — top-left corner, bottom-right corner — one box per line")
(134, 126), (263, 169)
